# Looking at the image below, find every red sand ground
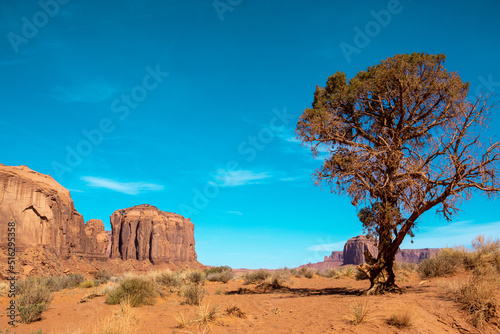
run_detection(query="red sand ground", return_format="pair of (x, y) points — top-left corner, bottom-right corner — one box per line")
(1, 271), (498, 334)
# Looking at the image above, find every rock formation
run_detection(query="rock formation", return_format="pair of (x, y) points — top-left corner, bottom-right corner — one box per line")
(303, 235), (440, 269)
(84, 219), (110, 259)
(110, 204), (197, 264)
(0, 164), (107, 260)
(343, 235), (378, 265)
(324, 251), (343, 262)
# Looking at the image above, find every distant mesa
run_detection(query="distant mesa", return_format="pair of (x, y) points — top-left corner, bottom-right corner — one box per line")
(109, 204), (197, 264)
(305, 235), (440, 270)
(0, 164), (198, 269)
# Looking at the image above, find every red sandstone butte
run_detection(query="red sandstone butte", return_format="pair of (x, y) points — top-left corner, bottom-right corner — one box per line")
(109, 204), (197, 264)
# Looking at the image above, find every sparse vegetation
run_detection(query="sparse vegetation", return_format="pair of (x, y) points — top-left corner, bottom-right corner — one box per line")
(242, 270), (271, 285)
(94, 270), (113, 284)
(440, 236), (500, 328)
(95, 298), (135, 334)
(345, 302), (370, 325)
(80, 279), (98, 288)
(155, 269), (183, 288)
(181, 283), (206, 305)
(187, 270), (206, 285)
(295, 266), (315, 278)
(205, 266), (235, 283)
(106, 276), (159, 307)
(17, 278), (53, 323)
(418, 248), (468, 278)
(18, 274), (86, 293)
(331, 267), (356, 279)
(387, 307), (413, 328)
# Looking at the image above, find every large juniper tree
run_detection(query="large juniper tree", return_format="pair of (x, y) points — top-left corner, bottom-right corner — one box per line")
(296, 53), (500, 295)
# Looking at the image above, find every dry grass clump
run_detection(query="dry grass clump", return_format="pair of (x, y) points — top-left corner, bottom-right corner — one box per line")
(447, 267), (499, 328)
(242, 270), (271, 284)
(333, 267), (356, 279)
(94, 298), (136, 334)
(467, 235), (500, 272)
(295, 266), (315, 278)
(275, 267), (296, 277)
(256, 272), (291, 291)
(181, 283), (207, 305)
(387, 307), (414, 328)
(205, 266), (235, 283)
(80, 279), (98, 288)
(345, 302), (370, 325)
(105, 276), (159, 307)
(440, 236), (500, 328)
(419, 235), (500, 279)
(154, 269), (184, 289)
(17, 278), (54, 323)
(187, 270), (206, 285)
(20, 274), (86, 293)
(418, 248), (468, 278)
(175, 303), (221, 328)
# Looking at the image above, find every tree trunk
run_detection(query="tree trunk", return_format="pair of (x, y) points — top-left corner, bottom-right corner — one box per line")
(358, 249), (403, 295)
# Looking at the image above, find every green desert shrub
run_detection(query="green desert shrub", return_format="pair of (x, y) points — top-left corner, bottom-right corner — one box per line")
(106, 277), (158, 307)
(17, 278), (53, 323)
(242, 270), (271, 285)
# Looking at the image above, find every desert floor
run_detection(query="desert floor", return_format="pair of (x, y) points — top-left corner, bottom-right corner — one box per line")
(1, 272), (498, 334)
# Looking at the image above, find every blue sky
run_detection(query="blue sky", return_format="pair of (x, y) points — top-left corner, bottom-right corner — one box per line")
(1, 0), (499, 269)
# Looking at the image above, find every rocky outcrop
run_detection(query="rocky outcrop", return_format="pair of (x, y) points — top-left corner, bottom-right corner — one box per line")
(324, 251), (343, 262)
(397, 248), (439, 263)
(110, 204), (197, 264)
(0, 164), (107, 260)
(343, 235), (378, 265)
(84, 219), (110, 259)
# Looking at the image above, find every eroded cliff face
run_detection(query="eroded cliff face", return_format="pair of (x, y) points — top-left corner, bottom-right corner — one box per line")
(84, 219), (110, 259)
(109, 204), (197, 264)
(0, 164), (107, 259)
(343, 235), (379, 265)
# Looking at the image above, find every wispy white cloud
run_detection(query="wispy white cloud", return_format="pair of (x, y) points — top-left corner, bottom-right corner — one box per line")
(81, 176), (164, 195)
(307, 241), (346, 252)
(209, 169), (271, 187)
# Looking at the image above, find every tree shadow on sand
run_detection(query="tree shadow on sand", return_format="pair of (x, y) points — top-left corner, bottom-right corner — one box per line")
(226, 286), (361, 297)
